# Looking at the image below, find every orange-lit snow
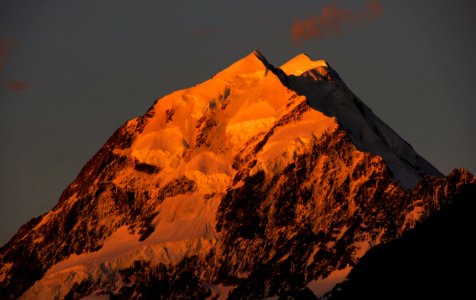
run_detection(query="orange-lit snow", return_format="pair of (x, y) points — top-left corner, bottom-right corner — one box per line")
(205, 284), (237, 300)
(259, 109), (337, 161)
(0, 262), (12, 283)
(307, 265), (352, 298)
(281, 53), (329, 76)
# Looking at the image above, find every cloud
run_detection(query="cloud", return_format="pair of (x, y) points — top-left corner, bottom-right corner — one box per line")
(292, 0), (383, 43)
(9, 81), (31, 91)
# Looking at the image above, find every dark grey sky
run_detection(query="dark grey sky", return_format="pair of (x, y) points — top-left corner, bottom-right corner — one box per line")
(0, 0), (475, 246)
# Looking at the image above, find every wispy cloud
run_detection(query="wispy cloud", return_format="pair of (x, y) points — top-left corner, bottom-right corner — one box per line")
(292, 0), (383, 43)
(9, 80), (31, 91)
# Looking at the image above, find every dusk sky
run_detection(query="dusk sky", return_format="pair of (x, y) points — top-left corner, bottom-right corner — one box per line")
(0, 0), (475, 246)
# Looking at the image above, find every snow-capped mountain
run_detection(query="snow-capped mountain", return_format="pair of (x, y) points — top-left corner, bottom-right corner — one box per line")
(0, 51), (473, 299)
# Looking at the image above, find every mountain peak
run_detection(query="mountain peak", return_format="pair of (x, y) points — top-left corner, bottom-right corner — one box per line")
(251, 49), (266, 61)
(1, 51), (461, 300)
(281, 53), (329, 76)
(213, 50), (272, 81)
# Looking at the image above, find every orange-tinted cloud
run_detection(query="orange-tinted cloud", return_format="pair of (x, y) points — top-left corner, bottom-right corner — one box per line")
(9, 81), (31, 91)
(292, 0), (383, 43)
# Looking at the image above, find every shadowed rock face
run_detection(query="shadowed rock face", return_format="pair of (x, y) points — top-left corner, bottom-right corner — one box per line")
(0, 51), (472, 300)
